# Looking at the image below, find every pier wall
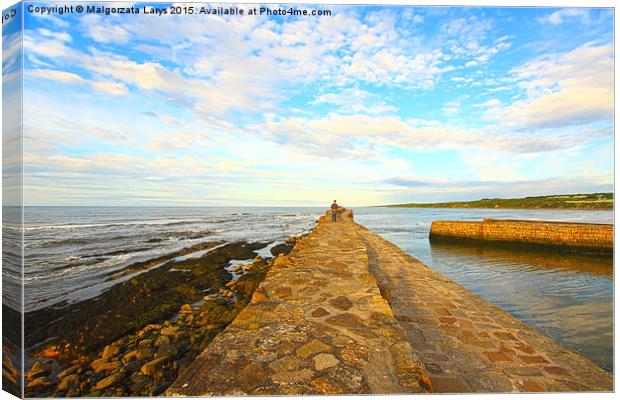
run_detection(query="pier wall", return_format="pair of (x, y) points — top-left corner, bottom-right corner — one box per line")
(429, 219), (613, 254)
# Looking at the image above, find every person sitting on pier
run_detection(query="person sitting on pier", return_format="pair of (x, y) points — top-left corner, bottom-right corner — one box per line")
(331, 200), (339, 222)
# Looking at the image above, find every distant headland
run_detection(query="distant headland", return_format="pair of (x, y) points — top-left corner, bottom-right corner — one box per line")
(382, 192), (613, 210)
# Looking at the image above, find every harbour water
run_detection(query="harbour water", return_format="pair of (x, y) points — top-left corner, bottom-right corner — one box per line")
(17, 206), (613, 371)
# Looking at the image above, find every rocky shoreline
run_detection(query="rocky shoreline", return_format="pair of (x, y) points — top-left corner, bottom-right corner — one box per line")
(24, 237), (299, 397)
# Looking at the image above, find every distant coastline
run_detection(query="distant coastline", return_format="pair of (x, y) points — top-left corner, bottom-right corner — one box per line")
(381, 192), (613, 211)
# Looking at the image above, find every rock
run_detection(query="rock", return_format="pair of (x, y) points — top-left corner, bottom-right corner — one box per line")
(225, 280), (236, 288)
(136, 348), (154, 361)
(273, 287), (292, 298)
(155, 343), (177, 359)
(160, 327), (178, 336)
(325, 313), (365, 328)
(130, 376), (152, 393)
(203, 295), (212, 301)
(38, 345), (61, 358)
(101, 344), (120, 357)
(142, 324), (161, 333)
(90, 357), (110, 370)
(27, 360), (52, 380)
(329, 296), (353, 311)
(57, 374), (79, 391)
(130, 371), (145, 383)
(92, 361), (122, 374)
(313, 353), (340, 371)
(251, 290), (269, 303)
(311, 308), (330, 317)
(57, 364), (81, 381)
(296, 339), (331, 358)
(95, 372), (125, 390)
(310, 377), (343, 394)
(140, 356), (169, 376)
(138, 339), (153, 348)
(269, 356), (301, 372)
(26, 376), (53, 390)
(179, 304), (192, 314)
(271, 369), (314, 384)
(154, 335), (171, 348)
(66, 388), (81, 397)
(150, 380), (170, 396)
(123, 350), (139, 363)
(124, 360), (142, 373)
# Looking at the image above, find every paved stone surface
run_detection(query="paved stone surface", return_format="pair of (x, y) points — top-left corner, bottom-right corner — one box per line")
(356, 224), (613, 393)
(166, 210), (429, 395)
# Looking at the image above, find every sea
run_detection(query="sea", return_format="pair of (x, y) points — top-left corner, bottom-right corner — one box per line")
(6, 206), (614, 371)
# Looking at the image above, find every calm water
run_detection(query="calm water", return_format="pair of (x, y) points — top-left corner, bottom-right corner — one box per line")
(353, 207), (613, 372)
(17, 206), (613, 371)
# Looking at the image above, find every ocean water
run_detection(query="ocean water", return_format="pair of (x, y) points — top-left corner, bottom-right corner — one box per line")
(21, 206), (322, 312)
(13, 206), (614, 371)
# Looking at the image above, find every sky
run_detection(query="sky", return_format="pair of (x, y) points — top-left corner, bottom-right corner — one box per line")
(2, 2), (615, 206)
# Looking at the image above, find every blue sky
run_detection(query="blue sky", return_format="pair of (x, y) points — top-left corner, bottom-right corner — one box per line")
(3, 2), (614, 206)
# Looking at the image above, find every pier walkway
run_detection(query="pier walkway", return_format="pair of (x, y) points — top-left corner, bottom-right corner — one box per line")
(168, 210), (612, 395)
(167, 210), (429, 395)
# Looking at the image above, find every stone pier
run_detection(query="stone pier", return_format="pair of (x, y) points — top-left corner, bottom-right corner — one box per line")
(166, 209), (430, 395)
(168, 210), (612, 395)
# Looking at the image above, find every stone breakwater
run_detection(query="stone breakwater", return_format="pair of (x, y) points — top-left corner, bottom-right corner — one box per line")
(430, 219), (613, 255)
(169, 209), (612, 394)
(167, 209), (431, 395)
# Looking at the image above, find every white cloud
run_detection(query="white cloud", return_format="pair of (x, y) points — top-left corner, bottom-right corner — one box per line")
(486, 43), (613, 129)
(439, 16), (510, 68)
(475, 99), (501, 108)
(82, 15), (130, 43)
(28, 69), (129, 96)
(442, 100), (461, 116)
(260, 113), (580, 159)
(311, 87), (396, 114)
(37, 28), (72, 43)
(540, 8), (592, 25)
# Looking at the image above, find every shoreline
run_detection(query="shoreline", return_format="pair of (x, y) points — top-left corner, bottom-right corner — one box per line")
(24, 237), (300, 397)
(379, 205), (614, 211)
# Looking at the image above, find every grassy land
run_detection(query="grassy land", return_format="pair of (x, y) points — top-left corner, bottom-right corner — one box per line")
(383, 193), (613, 210)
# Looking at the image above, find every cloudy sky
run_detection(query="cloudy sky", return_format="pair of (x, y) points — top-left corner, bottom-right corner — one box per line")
(4, 2), (614, 206)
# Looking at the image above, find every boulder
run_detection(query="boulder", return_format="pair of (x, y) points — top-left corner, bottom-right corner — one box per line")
(160, 327), (178, 336)
(101, 344), (120, 358)
(136, 348), (153, 361)
(26, 377), (53, 390)
(27, 360), (52, 380)
(95, 372), (125, 391)
(140, 356), (169, 376)
(57, 374), (79, 391)
(92, 361), (122, 374)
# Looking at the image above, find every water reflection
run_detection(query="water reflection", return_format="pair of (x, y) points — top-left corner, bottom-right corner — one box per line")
(429, 241), (612, 277)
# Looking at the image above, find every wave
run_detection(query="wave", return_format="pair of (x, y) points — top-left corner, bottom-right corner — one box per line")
(34, 238), (91, 247)
(22, 218), (204, 232)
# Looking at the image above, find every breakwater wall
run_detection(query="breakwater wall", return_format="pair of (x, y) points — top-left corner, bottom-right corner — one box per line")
(429, 219), (613, 255)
